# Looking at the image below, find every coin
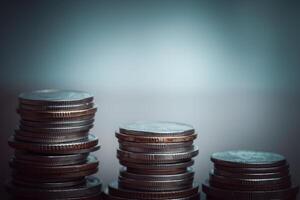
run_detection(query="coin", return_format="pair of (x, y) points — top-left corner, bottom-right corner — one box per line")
(102, 190), (201, 200)
(116, 132), (197, 143)
(19, 102), (94, 111)
(11, 193), (102, 200)
(8, 134), (99, 154)
(13, 152), (88, 166)
(6, 176), (101, 198)
(12, 168), (98, 179)
(202, 180), (299, 199)
(17, 107), (97, 121)
(11, 175), (84, 183)
(212, 168), (289, 179)
(19, 123), (93, 134)
(10, 155), (98, 173)
(14, 130), (89, 143)
(120, 145), (195, 154)
(209, 179), (291, 191)
(21, 114), (96, 122)
(119, 121), (195, 136)
(211, 150), (286, 168)
(119, 141), (194, 153)
(20, 119), (95, 128)
(18, 89), (93, 106)
(117, 146), (198, 164)
(118, 176), (194, 191)
(108, 181), (199, 199)
(120, 160), (194, 171)
(12, 178), (85, 188)
(209, 173), (291, 190)
(213, 163), (290, 174)
(120, 168), (194, 181)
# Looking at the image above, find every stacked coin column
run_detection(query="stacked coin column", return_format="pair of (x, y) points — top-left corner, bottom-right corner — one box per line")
(202, 150), (299, 200)
(104, 121), (200, 200)
(7, 90), (102, 200)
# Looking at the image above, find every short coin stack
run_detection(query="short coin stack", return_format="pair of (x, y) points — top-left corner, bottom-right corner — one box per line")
(104, 121), (200, 200)
(6, 89), (102, 200)
(203, 150), (299, 200)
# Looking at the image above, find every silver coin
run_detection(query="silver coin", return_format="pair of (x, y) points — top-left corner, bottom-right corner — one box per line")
(19, 89), (94, 106)
(119, 121), (195, 136)
(117, 146), (198, 164)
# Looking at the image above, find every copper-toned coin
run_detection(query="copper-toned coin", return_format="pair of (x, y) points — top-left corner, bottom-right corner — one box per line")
(18, 89), (94, 106)
(17, 107), (97, 121)
(116, 132), (197, 143)
(108, 181), (199, 199)
(211, 150), (286, 168)
(119, 121), (194, 136)
(117, 146), (198, 164)
(6, 176), (101, 198)
(10, 155), (98, 173)
(202, 180), (299, 199)
(14, 152), (88, 166)
(8, 134), (99, 154)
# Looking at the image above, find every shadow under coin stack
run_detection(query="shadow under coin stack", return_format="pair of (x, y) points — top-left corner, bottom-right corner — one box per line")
(202, 150), (299, 200)
(6, 89), (102, 200)
(104, 121), (200, 200)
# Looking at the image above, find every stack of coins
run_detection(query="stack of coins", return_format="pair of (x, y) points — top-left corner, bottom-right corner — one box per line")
(6, 89), (102, 200)
(202, 150), (299, 200)
(104, 121), (200, 200)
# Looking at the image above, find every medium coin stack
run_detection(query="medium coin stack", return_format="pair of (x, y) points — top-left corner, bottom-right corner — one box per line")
(6, 89), (102, 200)
(104, 121), (200, 200)
(202, 150), (299, 200)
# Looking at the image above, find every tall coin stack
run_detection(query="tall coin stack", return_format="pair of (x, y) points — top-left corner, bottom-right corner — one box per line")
(7, 89), (102, 200)
(104, 121), (200, 200)
(202, 150), (299, 200)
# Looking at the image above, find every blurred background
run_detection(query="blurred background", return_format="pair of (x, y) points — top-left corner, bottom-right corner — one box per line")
(0, 0), (299, 198)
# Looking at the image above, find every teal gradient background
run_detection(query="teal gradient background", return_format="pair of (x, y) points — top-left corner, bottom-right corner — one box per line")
(0, 1), (299, 198)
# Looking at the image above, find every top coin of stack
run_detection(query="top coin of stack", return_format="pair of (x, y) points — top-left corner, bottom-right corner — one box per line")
(104, 121), (200, 200)
(203, 150), (299, 200)
(7, 89), (102, 200)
